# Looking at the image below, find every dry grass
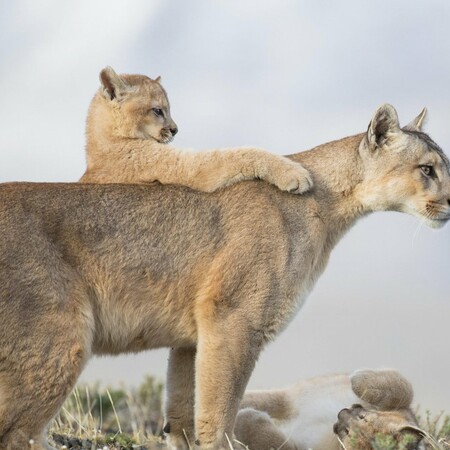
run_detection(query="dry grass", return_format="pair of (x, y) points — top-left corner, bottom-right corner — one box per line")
(49, 375), (166, 449)
(48, 377), (449, 450)
(417, 410), (450, 450)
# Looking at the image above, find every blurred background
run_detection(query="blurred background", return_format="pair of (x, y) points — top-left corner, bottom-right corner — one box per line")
(0, 0), (449, 412)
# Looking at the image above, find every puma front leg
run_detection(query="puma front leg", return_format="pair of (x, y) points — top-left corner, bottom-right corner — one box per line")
(194, 315), (265, 450)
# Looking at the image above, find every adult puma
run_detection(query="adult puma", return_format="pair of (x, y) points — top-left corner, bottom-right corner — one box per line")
(235, 369), (425, 450)
(80, 67), (313, 194)
(0, 105), (448, 450)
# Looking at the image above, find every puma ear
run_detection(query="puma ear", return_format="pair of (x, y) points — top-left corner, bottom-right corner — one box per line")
(99, 66), (132, 101)
(403, 107), (427, 132)
(154, 75), (162, 83)
(366, 104), (400, 151)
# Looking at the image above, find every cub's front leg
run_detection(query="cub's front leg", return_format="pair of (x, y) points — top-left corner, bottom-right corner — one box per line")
(186, 148), (313, 194)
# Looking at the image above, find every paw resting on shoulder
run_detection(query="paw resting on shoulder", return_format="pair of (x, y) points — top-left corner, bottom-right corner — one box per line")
(272, 160), (313, 194)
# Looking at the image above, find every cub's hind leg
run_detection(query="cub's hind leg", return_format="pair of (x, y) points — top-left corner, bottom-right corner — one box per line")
(350, 369), (414, 410)
(164, 347), (196, 450)
(240, 389), (294, 421)
(0, 316), (90, 449)
(235, 408), (296, 450)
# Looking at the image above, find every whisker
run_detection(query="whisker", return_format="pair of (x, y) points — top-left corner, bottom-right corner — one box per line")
(337, 436), (348, 450)
(412, 215), (427, 248)
(411, 203), (434, 248)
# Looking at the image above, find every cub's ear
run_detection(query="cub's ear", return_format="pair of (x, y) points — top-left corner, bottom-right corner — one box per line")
(366, 104), (400, 152)
(333, 409), (350, 439)
(403, 107), (427, 132)
(154, 75), (162, 83)
(99, 66), (133, 101)
(398, 425), (426, 448)
(333, 404), (367, 439)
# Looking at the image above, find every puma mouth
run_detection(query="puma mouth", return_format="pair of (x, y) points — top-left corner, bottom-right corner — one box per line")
(425, 216), (449, 229)
(410, 207), (450, 229)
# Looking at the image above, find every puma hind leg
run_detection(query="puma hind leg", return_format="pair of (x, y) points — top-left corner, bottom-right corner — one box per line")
(164, 347), (196, 450)
(0, 348), (86, 449)
(0, 319), (90, 449)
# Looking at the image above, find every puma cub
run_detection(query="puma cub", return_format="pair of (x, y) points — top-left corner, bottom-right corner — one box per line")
(80, 67), (312, 193)
(235, 369), (426, 450)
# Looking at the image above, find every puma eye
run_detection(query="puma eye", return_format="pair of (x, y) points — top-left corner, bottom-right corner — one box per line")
(152, 108), (163, 117)
(420, 165), (435, 177)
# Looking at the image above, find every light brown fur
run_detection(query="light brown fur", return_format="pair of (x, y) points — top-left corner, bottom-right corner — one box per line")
(235, 369), (424, 450)
(0, 106), (448, 449)
(80, 67), (313, 194)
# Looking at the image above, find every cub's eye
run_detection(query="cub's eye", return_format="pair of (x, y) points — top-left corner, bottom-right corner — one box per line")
(420, 165), (435, 177)
(152, 108), (163, 117)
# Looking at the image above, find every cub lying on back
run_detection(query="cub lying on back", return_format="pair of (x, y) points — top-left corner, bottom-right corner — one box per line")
(235, 369), (426, 450)
(80, 66), (312, 193)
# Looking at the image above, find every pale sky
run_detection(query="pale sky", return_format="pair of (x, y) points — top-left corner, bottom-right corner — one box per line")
(0, 0), (449, 412)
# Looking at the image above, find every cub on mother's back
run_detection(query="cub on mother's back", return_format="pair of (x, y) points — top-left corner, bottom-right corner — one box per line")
(80, 67), (312, 194)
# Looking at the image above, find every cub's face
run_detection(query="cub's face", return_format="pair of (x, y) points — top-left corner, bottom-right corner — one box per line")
(98, 67), (178, 143)
(359, 105), (450, 229)
(334, 404), (426, 450)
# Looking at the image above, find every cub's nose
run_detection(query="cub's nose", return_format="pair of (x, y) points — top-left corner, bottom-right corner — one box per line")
(170, 127), (178, 136)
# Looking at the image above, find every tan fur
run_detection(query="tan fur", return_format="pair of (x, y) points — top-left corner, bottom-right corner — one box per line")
(350, 369), (414, 410)
(80, 67), (313, 194)
(235, 370), (425, 450)
(0, 105), (449, 449)
(0, 375), (10, 429)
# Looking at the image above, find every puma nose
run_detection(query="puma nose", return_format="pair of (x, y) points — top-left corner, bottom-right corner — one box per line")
(170, 127), (178, 136)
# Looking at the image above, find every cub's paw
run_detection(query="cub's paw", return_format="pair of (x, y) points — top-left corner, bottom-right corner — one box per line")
(275, 163), (313, 194)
